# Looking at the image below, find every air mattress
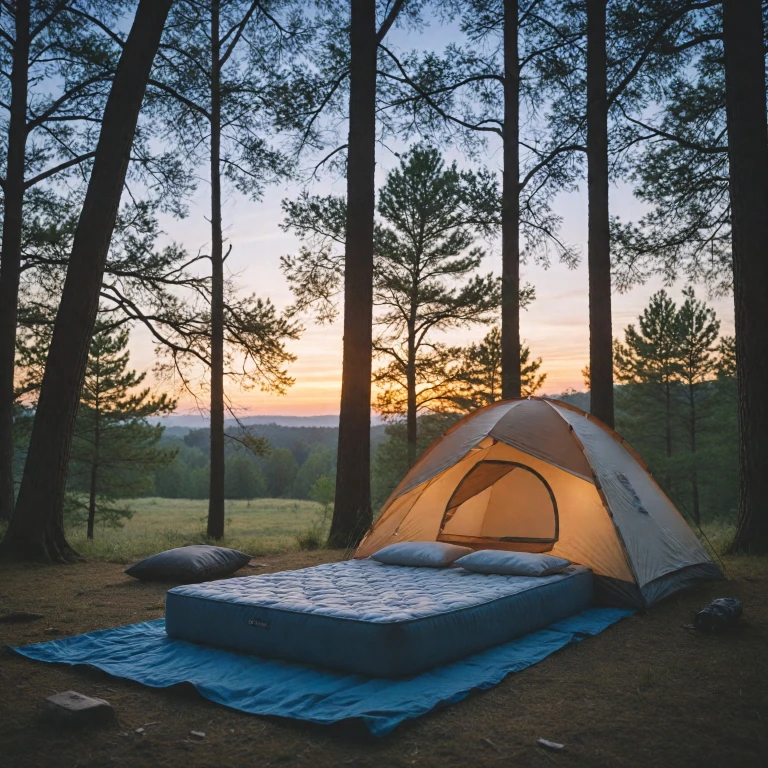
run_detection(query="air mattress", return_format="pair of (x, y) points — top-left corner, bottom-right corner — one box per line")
(165, 558), (593, 677)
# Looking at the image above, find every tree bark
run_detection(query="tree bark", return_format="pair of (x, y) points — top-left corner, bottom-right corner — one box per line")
(723, 0), (768, 554)
(406, 337), (417, 468)
(500, 0), (521, 400)
(87, 456), (98, 541)
(663, 378), (672, 489)
(87, 371), (100, 541)
(328, 0), (377, 549)
(207, 0), (225, 540)
(689, 385), (699, 526)
(0, 0), (172, 563)
(0, 0), (30, 522)
(586, 0), (614, 428)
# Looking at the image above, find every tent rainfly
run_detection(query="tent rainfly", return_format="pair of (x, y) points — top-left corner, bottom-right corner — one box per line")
(356, 397), (721, 608)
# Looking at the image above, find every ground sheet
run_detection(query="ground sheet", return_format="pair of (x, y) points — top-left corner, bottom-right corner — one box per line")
(8, 607), (632, 736)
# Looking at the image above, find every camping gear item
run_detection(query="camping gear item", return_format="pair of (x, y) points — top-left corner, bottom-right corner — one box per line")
(7, 607), (632, 736)
(694, 598), (743, 633)
(356, 397), (722, 608)
(164, 559), (593, 677)
(454, 550), (571, 576)
(124, 545), (252, 583)
(369, 541), (472, 567)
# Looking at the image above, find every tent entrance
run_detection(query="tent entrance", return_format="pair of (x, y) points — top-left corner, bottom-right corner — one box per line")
(436, 460), (559, 553)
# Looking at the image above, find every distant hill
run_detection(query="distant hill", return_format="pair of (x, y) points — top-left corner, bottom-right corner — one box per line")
(544, 390), (591, 412)
(230, 415), (342, 428)
(154, 413), (385, 434)
(159, 419), (389, 458)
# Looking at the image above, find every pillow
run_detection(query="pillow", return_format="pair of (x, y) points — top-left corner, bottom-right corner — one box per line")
(370, 541), (473, 568)
(454, 549), (571, 577)
(124, 545), (252, 583)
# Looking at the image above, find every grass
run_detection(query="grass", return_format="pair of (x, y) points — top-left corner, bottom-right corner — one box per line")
(0, 503), (746, 567)
(65, 497), (328, 563)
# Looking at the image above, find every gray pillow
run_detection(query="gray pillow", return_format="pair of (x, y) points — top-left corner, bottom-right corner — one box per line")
(370, 541), (473, 568)
(124, 545), (252, 583)
(454, 549), (571, 576)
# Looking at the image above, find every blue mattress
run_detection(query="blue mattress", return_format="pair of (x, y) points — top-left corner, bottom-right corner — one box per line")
(165, 559), (593, 677)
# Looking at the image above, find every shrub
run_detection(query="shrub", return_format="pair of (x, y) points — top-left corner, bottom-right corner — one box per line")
(295, 519), (327, 550)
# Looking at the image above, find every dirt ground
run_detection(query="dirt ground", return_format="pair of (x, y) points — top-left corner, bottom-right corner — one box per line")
(1, 551), (766, 768)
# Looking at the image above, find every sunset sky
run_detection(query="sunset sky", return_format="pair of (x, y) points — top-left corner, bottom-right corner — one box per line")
(133, 170), (734, 418)
(129, 20), (735, 418)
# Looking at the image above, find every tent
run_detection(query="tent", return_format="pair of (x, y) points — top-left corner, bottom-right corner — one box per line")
(356, 397), (721, 607)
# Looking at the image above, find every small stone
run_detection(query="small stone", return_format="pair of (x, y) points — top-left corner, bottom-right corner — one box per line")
(0, 611), (43, 623)
(537, 738), (565, 751)
(42, 691), (114, 728)
(190, 730), (206, 740)
(44, 627), (62, 636)
(135, 727), (145, 734)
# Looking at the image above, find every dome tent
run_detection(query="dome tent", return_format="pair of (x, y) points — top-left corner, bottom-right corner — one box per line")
(356, 397), (721, 608)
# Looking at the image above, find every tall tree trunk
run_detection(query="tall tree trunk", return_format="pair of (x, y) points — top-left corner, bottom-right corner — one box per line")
(207, 0), (225, 540)
(689, 382), (700, 526)
(665, 380), (672, 460)
(328, 0), (377, 549)
(586, 0), (614, 427)
(0, 0), (30, 522)
(663, 379), (672, 489)
(406, 335), (417, 468)
(87, 458), (98, 540)
(723, 0), (768, 554)
(0, 0), (172, 563)
(87, 379), (101, 540)
(501, 0), (521, 400)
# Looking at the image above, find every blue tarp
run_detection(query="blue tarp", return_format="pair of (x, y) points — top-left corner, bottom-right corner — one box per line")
(7, 607), (632, 736)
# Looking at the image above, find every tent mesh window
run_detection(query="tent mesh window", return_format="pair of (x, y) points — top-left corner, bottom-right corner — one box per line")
(437, 460), (559, 553)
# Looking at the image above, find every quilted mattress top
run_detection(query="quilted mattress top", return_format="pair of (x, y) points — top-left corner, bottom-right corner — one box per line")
(168, 558), (589, 624)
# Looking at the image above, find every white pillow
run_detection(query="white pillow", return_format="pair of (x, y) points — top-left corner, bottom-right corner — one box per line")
(454, 549), (571, 576)
(370, 541), (473, 568)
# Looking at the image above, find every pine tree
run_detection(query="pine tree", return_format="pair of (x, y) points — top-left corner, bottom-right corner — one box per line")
(614, 290), (680, 481)
(461, 326), (547, 405)
(65, 327), (176, 539)
(370, 146), (500, 465)
(722, 0), (768, 553)
(674, 287), (720, 525)
(284, 145), (510, 466)
(610, 4), (728, 291)
(0, 1), (128, 521)
(0, 0), (173, 563)
(437, 326), (547, 411)
(0, 2), (190, 522)
(377, 0), (582, 398)
(147, 0), (301, 540)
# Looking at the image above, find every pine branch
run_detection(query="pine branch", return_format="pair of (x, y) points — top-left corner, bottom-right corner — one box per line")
(24, 151), (96, 188)
(376, 0), (407, 44)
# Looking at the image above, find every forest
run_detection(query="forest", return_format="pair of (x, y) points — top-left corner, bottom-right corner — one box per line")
(1, 2), (767, 765)
(9, 283), (740, 541)
(0, 0), (766, 561)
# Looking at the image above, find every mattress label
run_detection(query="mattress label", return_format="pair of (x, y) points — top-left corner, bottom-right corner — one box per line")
(247, 617), (271, 630)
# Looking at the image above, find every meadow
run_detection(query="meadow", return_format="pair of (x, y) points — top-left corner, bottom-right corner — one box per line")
(66, 497), (329, 563)
(0, 497), (740, 567)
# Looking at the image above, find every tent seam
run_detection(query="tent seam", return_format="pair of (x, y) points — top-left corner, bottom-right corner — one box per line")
(540, 398), (646, 606)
